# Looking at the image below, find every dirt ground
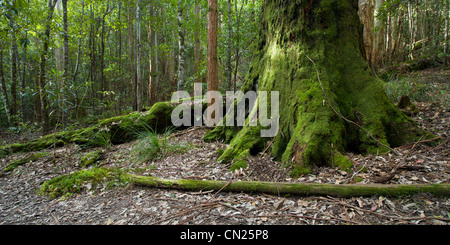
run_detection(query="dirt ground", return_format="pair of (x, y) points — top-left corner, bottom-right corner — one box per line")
(0, 68), (449, 226)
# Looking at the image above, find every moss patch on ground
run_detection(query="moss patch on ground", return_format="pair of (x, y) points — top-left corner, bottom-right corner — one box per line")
(79, 150), (103, 168)
(38, 167), (128, 199)
(3, 152), (49, 172)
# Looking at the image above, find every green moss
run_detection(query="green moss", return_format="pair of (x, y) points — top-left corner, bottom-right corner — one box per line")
(129, 174), (450, 197)
(38, 167), (127, 199)
(218, 125), (268, 164)
(3, 152), (49, 172)
(79, 150), (103, 168)
(230, 149), (250, 171)
(352, 176), (363, 183)
(333, 151), (353, 172)
(216, 148), (224, 156)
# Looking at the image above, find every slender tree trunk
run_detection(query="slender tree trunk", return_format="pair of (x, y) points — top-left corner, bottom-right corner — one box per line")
(72, 0), (84, 84)
(0, 49), (11, 126)
(100, 0), (110, 105)
(21, 32), (28, 123)
(445, 0), (449, 67)
(9, 15), (19, 118)
(177, 0), (185, 91)
(207, 0), (219, 126)
(148, 13), (157, 106)
(359, 0), (374, 68)
(34, 65), (42, 124)
(73, 0), (85, 120)
(62, 0), (69, 124)
(226, 0), (233, 91)
(372, 0), (385, 67)
(193, 0), (202, 85)
(117, 1), (123, 112)
(128, 5), (136, 111)
(136, 0), (141, 111)
(168, 40), (176, 89)
(233, 0), (245, 92)
(39, 0), (58, 133)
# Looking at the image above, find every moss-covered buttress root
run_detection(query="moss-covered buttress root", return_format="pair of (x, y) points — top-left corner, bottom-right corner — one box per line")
(127, 174), (450, 197)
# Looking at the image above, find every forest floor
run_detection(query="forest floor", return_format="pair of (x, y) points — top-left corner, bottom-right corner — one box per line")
(0, 68), (449, 225)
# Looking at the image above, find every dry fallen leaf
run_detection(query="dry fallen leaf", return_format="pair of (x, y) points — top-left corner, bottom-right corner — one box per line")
(106, 218), (113, 225)
(357, 199), (364, 208)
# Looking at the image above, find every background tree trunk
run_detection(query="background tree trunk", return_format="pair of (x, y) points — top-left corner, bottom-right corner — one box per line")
(0, 49), (11, 126)
(205, 0), (431, 176)
(39, 0), (58, 133)
(207, 0), (219, 126)
(193, 0), (202, 85)
(9, 14), (19, 118)
(445, 0), (449, 67)
(177, 0), (185, 91)
(148, 10), (157, 107)
(226, 0), (233, 91)
(136, 0), (141, 111)
(62, 0), (69, 123)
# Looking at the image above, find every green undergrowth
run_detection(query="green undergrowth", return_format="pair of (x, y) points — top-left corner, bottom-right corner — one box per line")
(38, 167), (129, 199)
(132, 127), (192, 163)
(383, 75), (434, 104)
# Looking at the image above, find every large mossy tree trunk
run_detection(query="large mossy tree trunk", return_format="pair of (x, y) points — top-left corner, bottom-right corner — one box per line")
(205, 0), (431, 176)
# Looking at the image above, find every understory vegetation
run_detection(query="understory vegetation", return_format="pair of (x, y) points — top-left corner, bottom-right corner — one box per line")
(131, 127), (193, 163)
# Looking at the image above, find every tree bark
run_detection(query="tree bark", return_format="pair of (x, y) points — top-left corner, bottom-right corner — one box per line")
(193, 0), (202, 85)
(372, 0), (385, 67)
(128, 5), (136, 111)
(73, 0), (85, 120)
(128, 175), (450, 197)
(0, 48), (11, 126)
(21, 31), (28, 123)
(148, 10), (157, 106)
(177, 0), (186, 91)
(9, 14), (19, 117)
(226, 0), (233, 91)
(232, 0), (244, 92)
(39, 0), (58, 133)
(204, 0), (431, 176)
(136, 0), (141, 111)
(207, 0), (219, 126)
(445, 0), (449, 67)
(62, 0), (69, 78)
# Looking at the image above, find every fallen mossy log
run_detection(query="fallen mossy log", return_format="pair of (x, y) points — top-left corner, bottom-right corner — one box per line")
(0, 102), (175, 156)
(127, 174), (450, 197)
(0, 98), (225, 157)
